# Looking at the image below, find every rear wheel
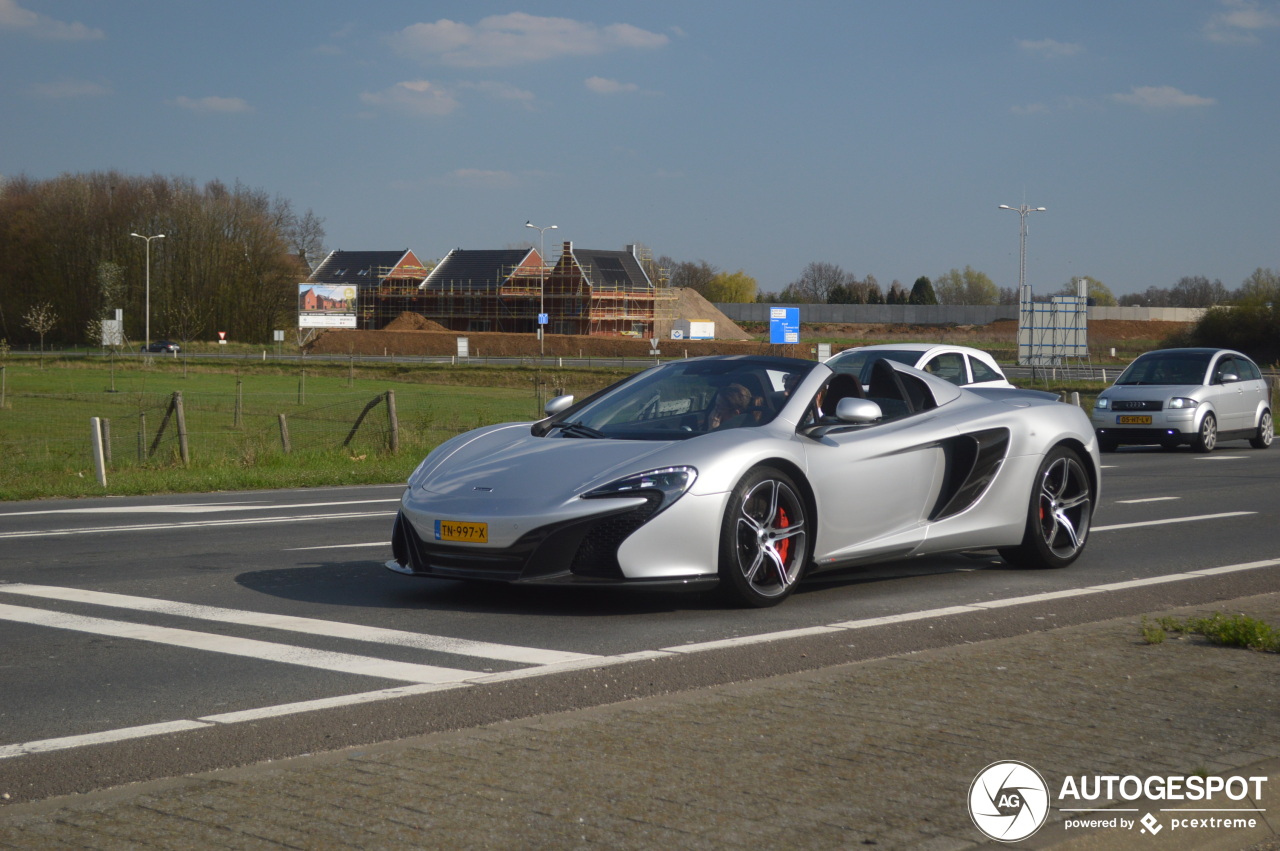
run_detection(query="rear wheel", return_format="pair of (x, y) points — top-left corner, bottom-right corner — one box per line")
(718, 466), (809, 607)
(1192, 413), (1217, 453)
(1250, 410), (1273, 449)
(999, 446), (1093, 570)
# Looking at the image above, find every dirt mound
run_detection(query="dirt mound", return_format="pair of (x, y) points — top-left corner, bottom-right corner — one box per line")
(656, 288), (753, 341)
(383, 312), (448, 332)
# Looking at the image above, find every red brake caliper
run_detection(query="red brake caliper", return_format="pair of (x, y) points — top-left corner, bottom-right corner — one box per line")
(776, 507), (790, 564)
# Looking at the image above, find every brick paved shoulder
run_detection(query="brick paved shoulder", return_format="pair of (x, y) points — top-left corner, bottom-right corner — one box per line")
(3, 594), (1279, 850)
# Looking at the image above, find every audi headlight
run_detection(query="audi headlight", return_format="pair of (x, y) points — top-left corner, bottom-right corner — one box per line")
(1094, 397), (1110, 410)
(583, 466), (697, 514)
(1167, 397), (1199, 409)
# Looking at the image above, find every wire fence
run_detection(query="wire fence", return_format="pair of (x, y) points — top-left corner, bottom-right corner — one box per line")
(1, 385), (529, 479)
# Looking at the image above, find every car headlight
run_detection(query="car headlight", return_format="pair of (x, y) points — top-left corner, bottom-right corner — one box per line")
(1094, 397), (1110, 410)
(583, 466), (697, 514)
(1167, 397), (1199, 409)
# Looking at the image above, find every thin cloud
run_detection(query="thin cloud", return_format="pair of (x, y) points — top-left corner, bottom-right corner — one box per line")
(1204, 0), (1280, 43)
(31, 79), (111, 99)
(392, 12), (668, 67)
(1111, 86), (1216, 108)
(173, 95), (253, 114)
(1017, 38), (1084, 58)
(360, 80), (459, 116)
(448, 168), (518, 189)
(459, 80), (536, 105)
(0, 0), (103, 40)
(585, 76), (640, 95)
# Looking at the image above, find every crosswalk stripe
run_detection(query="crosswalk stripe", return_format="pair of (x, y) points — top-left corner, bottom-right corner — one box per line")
(0, 603), (477, 685)
(0, 584), (596, 666)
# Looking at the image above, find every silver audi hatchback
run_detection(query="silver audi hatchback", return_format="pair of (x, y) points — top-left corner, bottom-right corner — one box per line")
(1092, 348), (1273, 452)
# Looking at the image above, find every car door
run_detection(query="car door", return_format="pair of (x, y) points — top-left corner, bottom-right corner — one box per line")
(802, 411), (951, 568)
(1210, 355), (1249, 432)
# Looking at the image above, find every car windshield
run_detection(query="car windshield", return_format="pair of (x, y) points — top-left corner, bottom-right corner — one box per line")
(543, 357), (819, 441)
(829, 349), (920, 382)
(1115, 351), (1212, 386)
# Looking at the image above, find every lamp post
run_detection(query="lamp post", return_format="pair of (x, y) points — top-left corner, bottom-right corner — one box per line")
(997, 204), (1045, 293)
(525, 221), (557, 357)
(130, 232), (165, 351)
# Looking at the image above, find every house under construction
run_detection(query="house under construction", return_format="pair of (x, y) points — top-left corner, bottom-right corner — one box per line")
(304, 243), (671, 335)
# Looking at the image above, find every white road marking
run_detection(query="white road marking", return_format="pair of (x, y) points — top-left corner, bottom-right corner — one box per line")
(1195, 455), (1247, 460)
(1092, 511), (1254, 532)
(0, 585), (595, 665)
(0, 498), (401, 518)
(3, 557), (1278, 761)
(0, 510), (397, 540)
(1116, 497), (1180, 504)
(288, 542), (389, 550)
(0, 603), (476, 685)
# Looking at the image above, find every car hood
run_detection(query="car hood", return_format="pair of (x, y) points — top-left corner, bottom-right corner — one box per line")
(417, 425), (676, 502)
(1101, 384), (1206, 399)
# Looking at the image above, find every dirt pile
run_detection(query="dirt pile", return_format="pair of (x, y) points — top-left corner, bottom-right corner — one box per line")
(383, 312), (449, 331)
(655, 288), (753, 341)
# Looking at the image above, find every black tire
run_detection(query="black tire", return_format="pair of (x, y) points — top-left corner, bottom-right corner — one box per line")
(1250, 410), (1273, 450)
(1097, 434), (1118, 453)
(718, 466), (809, 607)
(998, 446), (1093, 570)
(1192, 413), (1217, 453)
(1158, 438), (1180, 451)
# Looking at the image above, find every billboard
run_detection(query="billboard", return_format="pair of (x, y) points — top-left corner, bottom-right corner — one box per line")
(298, 284), (357, 328)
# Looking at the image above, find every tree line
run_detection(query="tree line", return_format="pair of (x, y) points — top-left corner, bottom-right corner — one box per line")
(659, 256), (1280, 313)
(0, 171), (326, 347)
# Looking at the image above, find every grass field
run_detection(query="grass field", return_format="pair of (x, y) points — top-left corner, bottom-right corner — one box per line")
(0, 356), (635, 500)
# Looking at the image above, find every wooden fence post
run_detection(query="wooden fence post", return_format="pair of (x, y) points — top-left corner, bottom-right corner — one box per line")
(174, 391), (189, 465)
(386, 390), (399, 453)
(138, 411), (146, 462)
(90, 417), (107, 487)
(278, 413), (291, 454)
(101, 418), (112, 466)
(234, 379), (243, 427)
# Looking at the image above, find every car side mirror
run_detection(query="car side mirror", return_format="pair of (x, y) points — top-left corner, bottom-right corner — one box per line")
(544, 394), (575, 416)
(1219, 373), (1239, 384)
(835, 397), (883, 423)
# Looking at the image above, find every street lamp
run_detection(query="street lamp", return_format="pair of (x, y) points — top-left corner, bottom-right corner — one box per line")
(525, 221), (557, 357)
(997, 204), (1045, 292)
(130, 232), (165, 351)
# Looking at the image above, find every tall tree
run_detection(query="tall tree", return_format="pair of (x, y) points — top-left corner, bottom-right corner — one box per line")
(908, 276), (938, 305)
(933, 267), (998, 305)
(704, 269), (758, 303)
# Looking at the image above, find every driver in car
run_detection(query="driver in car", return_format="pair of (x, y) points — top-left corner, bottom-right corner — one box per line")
(708, 383), (754, 430)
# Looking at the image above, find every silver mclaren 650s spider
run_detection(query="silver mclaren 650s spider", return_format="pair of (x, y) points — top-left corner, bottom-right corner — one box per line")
(389, 355), (1100, 607)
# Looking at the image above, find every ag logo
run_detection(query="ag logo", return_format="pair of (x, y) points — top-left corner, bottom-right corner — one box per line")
(969, 761), (1050, 842)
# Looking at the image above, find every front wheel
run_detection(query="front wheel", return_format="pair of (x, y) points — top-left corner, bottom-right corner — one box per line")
(1250, 410), (1273, 449)
(999, 446), (1093, 570)
(1192, 413), (1217, 453)
(718, 466), (809, 607)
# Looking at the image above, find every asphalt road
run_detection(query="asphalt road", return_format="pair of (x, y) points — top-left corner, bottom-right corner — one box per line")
(1, 438), (1278, 803)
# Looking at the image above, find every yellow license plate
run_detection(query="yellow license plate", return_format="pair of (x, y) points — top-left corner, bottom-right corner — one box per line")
(1117, 415), (1152, 425)
(435, 520), (488, 543)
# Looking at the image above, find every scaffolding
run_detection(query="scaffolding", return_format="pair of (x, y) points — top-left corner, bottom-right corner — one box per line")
(369, 249), (671, 336)
(1017, 279), (1098, 379)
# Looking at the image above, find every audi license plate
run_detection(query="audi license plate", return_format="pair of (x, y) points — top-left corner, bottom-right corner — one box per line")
(1117, 415), (1152, 425)
(435, 519), (488, 543)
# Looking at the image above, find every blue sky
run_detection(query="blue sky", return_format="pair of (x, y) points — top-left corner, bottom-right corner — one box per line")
(2, 1), (1277, 298)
